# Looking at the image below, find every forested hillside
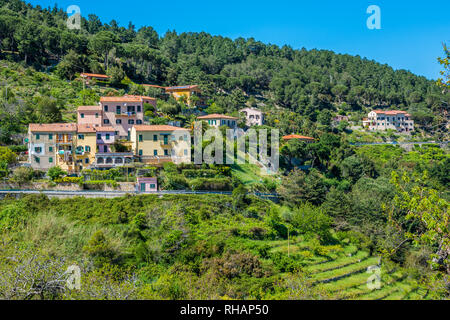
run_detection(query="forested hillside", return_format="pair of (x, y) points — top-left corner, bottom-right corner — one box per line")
(0, 0), (448, 140)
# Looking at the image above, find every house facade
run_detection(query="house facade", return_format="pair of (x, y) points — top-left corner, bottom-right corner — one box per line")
(165, 85), (201, 105)
(240, 108), (264, 126)
(130, 125), (191, 165)
(362, 110), (414, 132)
(197, 114), (238, 129)
(75, 124), (97, 171)
(28, 123), (78, 172)
(77, 105), (103, 127)
(99, 96), (147, 139)
(136, 177), (158, 192)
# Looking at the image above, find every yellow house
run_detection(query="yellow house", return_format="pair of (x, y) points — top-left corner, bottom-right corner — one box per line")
(74, 124), (98, 171)
(165, 85), (201, 105)
(130, 125), (191, 165)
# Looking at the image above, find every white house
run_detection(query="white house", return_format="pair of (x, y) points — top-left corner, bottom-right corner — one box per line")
(363, 110), (414, 132)
(239, 107), (264, 126)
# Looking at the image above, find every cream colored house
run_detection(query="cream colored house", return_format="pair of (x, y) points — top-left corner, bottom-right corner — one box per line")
(130, 125), (191, 165)
(196, 114), (238, 128)
(363, 110), (414, 132)
(28, 123), (77, 172)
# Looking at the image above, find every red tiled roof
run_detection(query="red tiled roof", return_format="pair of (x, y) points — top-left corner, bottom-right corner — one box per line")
(95, 126), (115, 132)
(165, 85), (199, 91)
(77, 105), (102, 112)
(100, 96), (143, 103)
(124, 94), (156, 101)
(142, 84), (165, 89)
(80, 73), (109, 79)
(372, 110), (408, 115)
(77, 124), (97, 133)
(282, 134), (315, 141)
(133, 125), (188, 132)
(29, 123), (77, 132)
(197, 114), (238, 120)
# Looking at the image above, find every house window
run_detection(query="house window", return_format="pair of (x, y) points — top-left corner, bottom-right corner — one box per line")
(104, 105), (108, 112)
(85, 146), (91, 152)
(139, 149), (143, 156)
(97, 134), (101, 139)
(139, 134), (143, 142)
(128, 119), (134, 125)
(137, 105), (141, 112)
(80, 113), (85, 118)
(103, 145), (108, 152)
(49, 146), (53, 152)
(49, 157), (53, 163)
(116, 119), (122, 124)
(78, 134), (84, 140)
(150, 184), (155, 189)
(105, 134), (110, 140)
(85, 158), (89, 164)
(49, 134), (53, 140)
(104, 119), (110, 124)
(34, 147), (42, 153)
(153, 150), (157, 156)
(164, 149), (169, 156)
(116, 106), (121, 115)
(136, 120), (142, 124)
(153, 135), (157, 141)
(35, 157), (40, 163)
(95, 113), (99, 118)
(184, 149), (188, 155)
(35, 134), (40, 140)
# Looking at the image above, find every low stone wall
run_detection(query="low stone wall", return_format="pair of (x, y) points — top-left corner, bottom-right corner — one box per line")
(104, 182), (136, 192)
(0, 181), (135, 192)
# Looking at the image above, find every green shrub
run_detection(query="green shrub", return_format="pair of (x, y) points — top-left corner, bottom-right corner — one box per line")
(190, 177), (233, 191)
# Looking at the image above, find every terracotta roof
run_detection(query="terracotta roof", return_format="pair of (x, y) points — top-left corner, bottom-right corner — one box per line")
(372, 110), (408, 115)
(142, 84), (165, 89)
(80, 73), (109, 79)
(95, 126), (115, 132)
(282, 134), (315, 141)
(133, 125), (188, 132)
(165, 85), (199, 91)
(124, 94), (156, 101)
(197, 114), (238, 120)
(77, 124), (97, 133)
(77, 105), (102, 112)
(29, 123), (77, 133)
(100, 96), (143, 103)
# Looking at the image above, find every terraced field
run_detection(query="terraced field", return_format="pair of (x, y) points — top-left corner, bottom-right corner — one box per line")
(267, 238), (428, 300)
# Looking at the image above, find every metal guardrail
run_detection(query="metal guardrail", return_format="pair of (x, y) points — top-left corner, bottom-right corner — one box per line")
(0, 189), (279, 198)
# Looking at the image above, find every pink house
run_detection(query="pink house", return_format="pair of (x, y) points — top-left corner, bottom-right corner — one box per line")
(95, 126), (115, 153)
(99, 96), (150, 139)
(77, 105), (103, 126)
(137, 177), (158, 192)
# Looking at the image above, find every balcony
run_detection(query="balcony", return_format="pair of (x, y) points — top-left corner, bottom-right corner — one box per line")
(115, 111), (138, 117)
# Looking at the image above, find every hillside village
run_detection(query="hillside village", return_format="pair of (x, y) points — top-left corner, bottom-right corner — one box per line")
(0, 0), (448, 301)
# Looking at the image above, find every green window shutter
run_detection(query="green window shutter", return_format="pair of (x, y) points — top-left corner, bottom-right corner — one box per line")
(139, 135), (143, 142)
(48, 134), (53, 140)
(49, 157), (53, 163)
(36, 134), (40, 140)
(49, 146), (53, 152)
(139, 149), (143, 156)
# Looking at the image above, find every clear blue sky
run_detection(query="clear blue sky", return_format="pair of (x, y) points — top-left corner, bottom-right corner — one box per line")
(30, 0), (449, 80)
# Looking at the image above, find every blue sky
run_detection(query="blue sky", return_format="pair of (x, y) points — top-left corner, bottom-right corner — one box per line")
(30, 0), (449, 80)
